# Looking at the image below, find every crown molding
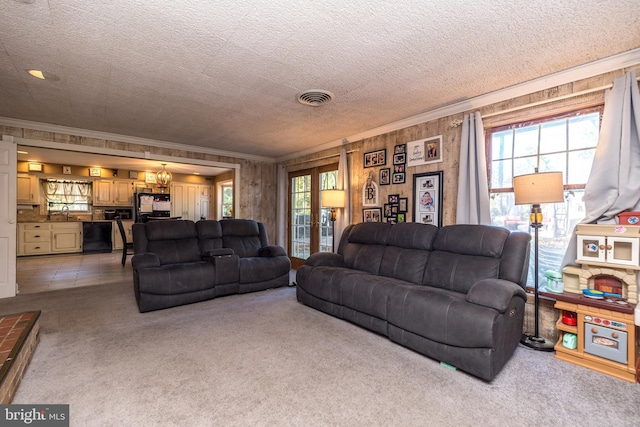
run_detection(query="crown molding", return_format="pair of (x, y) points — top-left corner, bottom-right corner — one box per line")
(0, 117), (276, 163)
(277, 47), (640, 162)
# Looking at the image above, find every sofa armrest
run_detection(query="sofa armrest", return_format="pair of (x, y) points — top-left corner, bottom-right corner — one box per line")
(466, 278), (527, 313)
(304, 252), (344, 267)
(131, 253), (160, 270)
(203, 248), (235, 259)
(258, 245), (287, 257)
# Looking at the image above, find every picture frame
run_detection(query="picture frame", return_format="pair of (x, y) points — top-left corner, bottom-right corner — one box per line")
(28, 163), (43, 172)
(363, 171), (379, 207)
(388, 194), (399, 204)
(364, 149), (386, 168)
(62, 166), (71, 175)
(379, 168), (390, 185)
(394, 144), (406, 154)
(129, 170), (139, 179)
(398, 198), (408, 212)
(363, 207), (382, 223)
(145, 172), (157, 184)
(89, 167), (101, 177)
(393, 153), (406, 165)
(412, 171), (443, 227)
(383, 204), (392, 217)
(392, 172), (405, 184)
(386, 216), (397, 224)
(407, 135), (443, 167)
(397, 213), (406, 223)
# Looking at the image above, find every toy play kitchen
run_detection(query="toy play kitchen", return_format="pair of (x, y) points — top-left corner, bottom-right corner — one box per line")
(554, 223), (640, 383)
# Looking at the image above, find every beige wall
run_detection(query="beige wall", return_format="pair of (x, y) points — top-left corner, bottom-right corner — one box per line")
(283, 65), (640, 226)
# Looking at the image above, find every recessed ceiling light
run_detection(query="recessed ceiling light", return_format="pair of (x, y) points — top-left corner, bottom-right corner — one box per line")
(26, 69), (60, 81)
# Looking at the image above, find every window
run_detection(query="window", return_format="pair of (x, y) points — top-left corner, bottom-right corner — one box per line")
(42, 179), (92, 212)
(487, 107), (602, 287)
(218, 181), (233, 219)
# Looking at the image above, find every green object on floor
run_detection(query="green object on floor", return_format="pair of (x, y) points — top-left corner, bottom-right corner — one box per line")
(440, 361), (457, 370)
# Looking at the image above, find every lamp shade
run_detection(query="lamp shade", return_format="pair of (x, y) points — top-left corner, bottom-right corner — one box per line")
(513, 172), (564, 205)
(321, 189), (345, 208)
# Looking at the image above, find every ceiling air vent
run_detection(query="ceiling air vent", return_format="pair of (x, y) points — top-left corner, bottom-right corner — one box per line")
(297, 89), (334, 107)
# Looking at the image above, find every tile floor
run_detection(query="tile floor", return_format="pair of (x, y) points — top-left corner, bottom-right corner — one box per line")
(16, 252), (132, 294)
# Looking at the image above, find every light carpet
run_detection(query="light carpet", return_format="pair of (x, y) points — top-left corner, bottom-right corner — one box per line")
(1, 282), (639, 426)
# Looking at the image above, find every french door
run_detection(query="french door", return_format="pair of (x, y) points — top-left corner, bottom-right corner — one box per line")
(289, 164), (337, 269)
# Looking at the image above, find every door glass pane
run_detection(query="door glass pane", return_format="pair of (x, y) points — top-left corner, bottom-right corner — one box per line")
(291, 175), (311, 259)
(319, 170), (338, 253)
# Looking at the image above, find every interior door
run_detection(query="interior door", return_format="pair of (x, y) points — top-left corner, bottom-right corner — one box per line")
(0, 137), (17, 298)
(288, 165), (337, 269)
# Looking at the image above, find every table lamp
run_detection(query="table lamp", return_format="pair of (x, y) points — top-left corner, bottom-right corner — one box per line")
(513, 171), (564, 351)
(321, 189), (345, 252)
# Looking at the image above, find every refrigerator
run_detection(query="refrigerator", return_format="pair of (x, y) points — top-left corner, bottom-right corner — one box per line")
(134, 193), (171, 222)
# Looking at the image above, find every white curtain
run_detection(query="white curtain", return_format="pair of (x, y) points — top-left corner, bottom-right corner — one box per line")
(562, 71), (640, 267)
(334, 148), (351, 250)
(275, 163), (287, 250)
(456, 111), (491, 224)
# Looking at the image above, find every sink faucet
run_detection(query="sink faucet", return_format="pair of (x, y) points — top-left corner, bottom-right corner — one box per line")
(61, 204), (70, 221)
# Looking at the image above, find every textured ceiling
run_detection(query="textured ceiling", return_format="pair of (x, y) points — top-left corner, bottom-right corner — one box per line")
(1, 0), (639, 159)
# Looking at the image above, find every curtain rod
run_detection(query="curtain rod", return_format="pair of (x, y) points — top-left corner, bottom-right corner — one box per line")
(482, 76), (640, 119)
(284, 149), (357, 166)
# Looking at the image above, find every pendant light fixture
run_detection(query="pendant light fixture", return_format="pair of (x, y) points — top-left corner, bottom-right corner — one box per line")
(156, 163), (172, 191)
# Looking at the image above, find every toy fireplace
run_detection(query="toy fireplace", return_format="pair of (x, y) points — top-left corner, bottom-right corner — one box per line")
(562, 224), (639, 305)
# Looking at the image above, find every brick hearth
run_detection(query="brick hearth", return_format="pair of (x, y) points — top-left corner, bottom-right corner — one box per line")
(0, 311), (41, 403)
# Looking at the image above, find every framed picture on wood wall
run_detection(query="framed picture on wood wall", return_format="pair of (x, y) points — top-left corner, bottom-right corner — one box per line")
(407, 135), (443, 167)
(364, 149), (386, 168)
(412, 171), (443, 227)
(363, 207), (382, 223)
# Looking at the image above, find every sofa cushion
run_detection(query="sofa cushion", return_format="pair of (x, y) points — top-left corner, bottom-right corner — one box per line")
(340, 273), (413, 321)
(387, 286), (500, 348)
(295, 266), (362, 305)
(432, 224), (509, 257)
(197, 220), (224, 254)
(425, 225), (508, 294)
(342, 222), (392, 274)
(238, 256), (291, 284)
(386, 222), (438, 250)
(136, 261), (216, 295)
(144, 220), (201, 265)
(424, 252), (501, 294)
(221, 219), (262, 257)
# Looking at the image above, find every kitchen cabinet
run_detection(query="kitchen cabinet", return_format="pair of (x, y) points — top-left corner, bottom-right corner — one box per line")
(51, 223), (82, 253)
(94, 180), (134, 206)
(576, 224), (640, 269)
(171, 183), (212, 221)
(17, 173), (40, 204)
(18, 223), (50, 256)
(17, 222), (82, 256)
(112, 219), (133, 250)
